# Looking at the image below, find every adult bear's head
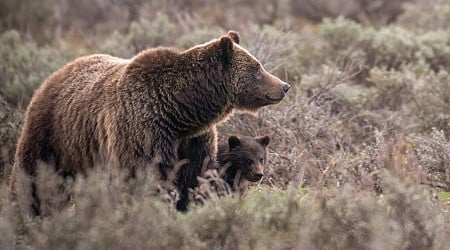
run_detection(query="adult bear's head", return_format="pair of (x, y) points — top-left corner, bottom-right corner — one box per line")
(192, 30), (291, 112)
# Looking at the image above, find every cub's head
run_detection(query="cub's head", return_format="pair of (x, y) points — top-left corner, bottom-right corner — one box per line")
(193, 30), (290, 112)
(218, 134), (271, 182)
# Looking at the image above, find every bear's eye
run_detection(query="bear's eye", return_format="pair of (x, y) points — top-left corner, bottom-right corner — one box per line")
(246, 159), (253, 164)
(259, 157), (264, 163)
(255, 68), (262, 79)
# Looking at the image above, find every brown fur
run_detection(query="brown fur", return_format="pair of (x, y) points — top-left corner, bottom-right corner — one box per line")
(10, 30), (289, 215)
(217, 135), (271, 192)
(188, 135), (271, 207)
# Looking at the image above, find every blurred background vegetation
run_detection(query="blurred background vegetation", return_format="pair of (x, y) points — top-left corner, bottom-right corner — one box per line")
(0, 0), (449, 249)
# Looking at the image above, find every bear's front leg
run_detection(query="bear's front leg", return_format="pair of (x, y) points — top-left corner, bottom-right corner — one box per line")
(176, 128), (217, 211)
(132, 133), (177, 181)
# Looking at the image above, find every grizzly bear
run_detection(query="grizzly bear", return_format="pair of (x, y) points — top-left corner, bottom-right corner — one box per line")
(188, 135), (271, 207)
(217, 135), (270, 191)
(11, 30), (290, 215)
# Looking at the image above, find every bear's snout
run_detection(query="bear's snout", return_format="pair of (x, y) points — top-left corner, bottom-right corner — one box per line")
(245, 171), (264, 182)
(261, 70), (290, 104)
(282, 83), (291, 93)
(253, 173), (263, 181)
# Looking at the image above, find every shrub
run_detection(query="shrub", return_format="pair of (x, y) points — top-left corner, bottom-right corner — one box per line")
(0, 30), (77, 108)
(399, 0), (450, 31)
(0, 96), (22, 181)
(289, 0), (410, 24)
(243, 25), (301, 78)
(99, 13), (178, 58)
(364, 66), (450, 135)
(2, 167), (448, 249)
(414, 129), (450, 190)
(319, 18), (450, 76)
(176, 27), (226, 49)
(0, 0), (57, 43)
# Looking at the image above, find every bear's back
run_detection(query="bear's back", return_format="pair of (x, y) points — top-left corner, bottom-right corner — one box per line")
(45, 54), (128, 91)
(20, 54), (130, 173)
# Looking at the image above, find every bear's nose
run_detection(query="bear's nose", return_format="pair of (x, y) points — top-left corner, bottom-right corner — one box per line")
(254, 173), (263, 181)
(282, 83), (291, 93)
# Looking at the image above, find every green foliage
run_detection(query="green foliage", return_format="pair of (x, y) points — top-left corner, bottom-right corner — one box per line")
(176, 27), (226, 49)
(320, 17), (450, 73)
(0, 98), (22, 180)
(399, 0), (450, 31)
(100, 13), (178, 58)
(438, 191), (450, 201)
(290, 0), (409, 24)
(2, 167), (449, 249)
(244, 25), (300, 77)
(0, 0), (58, 43)
(0, 30), (42, 107)
(0, 30), (76, 108)
(363, 66), (450, 134)
(26, 166), (197, 250)
(128, 13), (177, 50)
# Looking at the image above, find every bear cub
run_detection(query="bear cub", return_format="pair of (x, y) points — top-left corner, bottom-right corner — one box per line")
(217, 135), (270, 191)
(188, 134), (270, 206)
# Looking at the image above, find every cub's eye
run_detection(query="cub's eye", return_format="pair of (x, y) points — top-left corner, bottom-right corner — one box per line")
(259, 157), (264, 163)
(246, 159), (253, 164)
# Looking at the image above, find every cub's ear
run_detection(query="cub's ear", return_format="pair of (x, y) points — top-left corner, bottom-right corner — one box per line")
(228, 135), (241, 149)
(227, 30), (240, 44)
(218, 35), (234, 65)
(256, 135), (270, 147)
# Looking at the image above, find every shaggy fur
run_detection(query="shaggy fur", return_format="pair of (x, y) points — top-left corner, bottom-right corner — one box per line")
(10, 30), (290, 215)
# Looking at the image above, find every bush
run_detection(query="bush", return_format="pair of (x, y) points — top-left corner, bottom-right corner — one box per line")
(289, 0), (410, 24)
(319, 18), (450, 75)
(414, 129), (450, 190)
(99, 13), (178, 58)
(0, 97), (22, 181)
(2, 166), (448, 249)
(0, 0), (58, 43)
(0, 30), (77, 108)
(399, 0), (450, 31)
(363, 66), (450, 134)
(244, 25), (300, 77)
(176, 27), (226, 49)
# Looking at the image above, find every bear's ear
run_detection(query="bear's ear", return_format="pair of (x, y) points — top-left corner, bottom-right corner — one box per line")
(227, 30), (240, 44)
(228, 135), (241, 149)
(256, 135), (270, 147)
(218, 36), (234, 65)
